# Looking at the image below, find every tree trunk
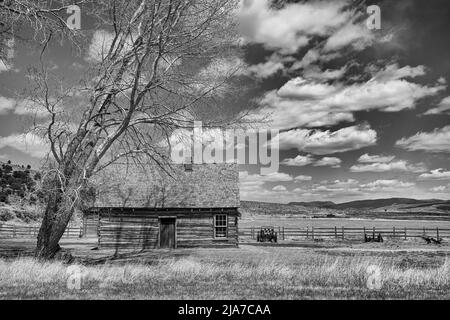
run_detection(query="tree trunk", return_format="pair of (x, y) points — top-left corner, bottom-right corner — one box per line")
(35, 179), (77, 259)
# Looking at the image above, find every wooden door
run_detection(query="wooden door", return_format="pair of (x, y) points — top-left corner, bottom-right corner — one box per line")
(159, 218), (176, 248)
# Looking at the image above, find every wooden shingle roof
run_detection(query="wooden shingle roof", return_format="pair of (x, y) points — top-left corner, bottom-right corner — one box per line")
(90, 163), (240, 209)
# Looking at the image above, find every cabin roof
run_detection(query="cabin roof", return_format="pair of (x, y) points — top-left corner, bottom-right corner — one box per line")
(89, 163), (240, 209)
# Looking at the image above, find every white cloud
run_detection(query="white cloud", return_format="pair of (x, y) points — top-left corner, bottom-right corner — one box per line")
(0, 96), (16, 115)
(272, 185), (287, 192)
(424, 96), (450, 115)
(86, 30), (115, 62)
(239, 171), (294, 183)
(419, 169), (450, 181)
(0, 60), (11, 73)
(238, 0), (351, 54)
(396, 126), (450, 153)
(13, 99), (49, 118)
(303, 65), (347, 81)
(360, 179), (415, 191)
(294, 175), (313, 182)
(281, 155), (314, 167)
(350, 160), (426, 173)
(274, 125), (377, 155)
(357, 153), (395, 163)
(323, 22), (374, 52)
(431, 186), (447, 192)
(313, 157), (342, 168)
(0, 133), (48, 158)
(277, 77), (337, 99)
(247, 54), (286, 79)
(252, 64), (443, 130)
(371, 64), (426, 82)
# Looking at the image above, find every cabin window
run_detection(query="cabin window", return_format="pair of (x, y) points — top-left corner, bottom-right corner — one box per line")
(214, 214), (228, 238)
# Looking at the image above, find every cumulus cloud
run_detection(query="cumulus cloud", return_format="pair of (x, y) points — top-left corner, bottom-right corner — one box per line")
(295, 175), (313, 182)
(323, 22), (374, 52)
(0, 60), (11, 73)
(430, 186), (447, 192)
(396, 126), (450, 153)
(302, 65), (348, 81)
(273, 125), (377, 155)
(247, 54), (287, 79)
(350, 160), (426, 173)
(419, 169), (450, 181)
(239, 171), (293, 183)
(251, 64), (443, 130)
(86, 30), (115, 62)
(357, 154), (396, 163)
(272, 185), (287, 192)
(238, 0), (351, 54)
(370, 64), (426, 82)
(0, 96), (16, 115)
(313, 157), (342, 168)
(0, 133), (48, 158)
(424, 96), (450, 115)
(281, 155), (314, 167)
(360, 179), (415, 191)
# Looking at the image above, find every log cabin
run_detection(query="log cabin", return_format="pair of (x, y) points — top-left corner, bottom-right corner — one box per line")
(85, 162), (240, 249)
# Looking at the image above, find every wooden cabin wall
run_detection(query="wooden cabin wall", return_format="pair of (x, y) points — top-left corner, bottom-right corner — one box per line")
(98, 211), (239, 250)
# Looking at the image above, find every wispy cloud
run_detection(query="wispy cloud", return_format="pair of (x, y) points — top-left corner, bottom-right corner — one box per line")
(396, 126), (450, 153)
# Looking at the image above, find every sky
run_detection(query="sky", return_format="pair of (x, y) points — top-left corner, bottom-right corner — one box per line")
(1, 0), (450, 204)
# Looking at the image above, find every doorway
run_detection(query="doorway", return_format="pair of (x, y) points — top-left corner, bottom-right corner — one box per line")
(159, 218), (176, 248)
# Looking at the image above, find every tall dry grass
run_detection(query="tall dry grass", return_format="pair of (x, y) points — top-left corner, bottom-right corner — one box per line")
(0, 256), (449, 299)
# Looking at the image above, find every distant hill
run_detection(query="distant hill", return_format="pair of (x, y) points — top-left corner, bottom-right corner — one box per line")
(289, 198), (449, 210)
(240, 201), (344, 217)
(289, 201), (335, 208)
(243, 198), (450, 220)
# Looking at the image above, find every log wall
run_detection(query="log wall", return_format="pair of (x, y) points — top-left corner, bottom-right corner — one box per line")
(98, 209), (239, 249)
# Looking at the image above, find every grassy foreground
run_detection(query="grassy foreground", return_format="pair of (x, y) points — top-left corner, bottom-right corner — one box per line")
(1, 251), (449, 299)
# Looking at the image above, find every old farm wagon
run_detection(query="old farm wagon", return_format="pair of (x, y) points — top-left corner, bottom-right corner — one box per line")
(85, 162), (240, 249)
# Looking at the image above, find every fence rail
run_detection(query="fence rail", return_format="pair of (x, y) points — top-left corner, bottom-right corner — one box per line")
(0, 223), (82, 239)
(239, 226), (450, 241)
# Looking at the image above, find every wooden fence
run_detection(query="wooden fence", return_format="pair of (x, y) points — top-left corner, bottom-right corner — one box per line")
(240, 226), (450, 241)
(0, 223), (83, 239)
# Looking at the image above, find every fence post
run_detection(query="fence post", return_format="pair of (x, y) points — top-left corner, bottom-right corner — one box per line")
(334, 226), (337, 239)
(13, 225), (16, 238)
(393, 227), (396, 238)
(363, 227), (366, 239)
(306, 226), (309, 239)
(312, 227), (315, 240)
(341, 227), (345, 240)
(251, 227), (254, 240)
(437, 227), (440, 239)
(372, 227), (375, 239)
(404, 227), (407, 240)
(282, 227), (285, 241)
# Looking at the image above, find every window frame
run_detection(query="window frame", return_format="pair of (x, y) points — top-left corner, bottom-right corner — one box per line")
(214, 214), (228, 239)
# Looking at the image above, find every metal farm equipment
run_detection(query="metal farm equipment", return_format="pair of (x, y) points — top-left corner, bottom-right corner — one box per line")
(257, 226), (278, 243)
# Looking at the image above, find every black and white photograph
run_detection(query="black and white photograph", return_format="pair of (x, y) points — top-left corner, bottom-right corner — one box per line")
(0, 0), (450, 305)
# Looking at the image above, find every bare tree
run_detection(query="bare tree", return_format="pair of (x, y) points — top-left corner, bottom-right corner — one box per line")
(15, 0), (246, 259)
(0, 0), (88, 66)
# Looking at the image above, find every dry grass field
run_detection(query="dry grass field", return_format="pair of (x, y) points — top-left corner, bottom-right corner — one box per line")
(1, 239), (450, 300)
(1, 213), (449, 300)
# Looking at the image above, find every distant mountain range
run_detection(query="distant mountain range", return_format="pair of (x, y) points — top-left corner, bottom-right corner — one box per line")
(289, 198), (450, 210)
